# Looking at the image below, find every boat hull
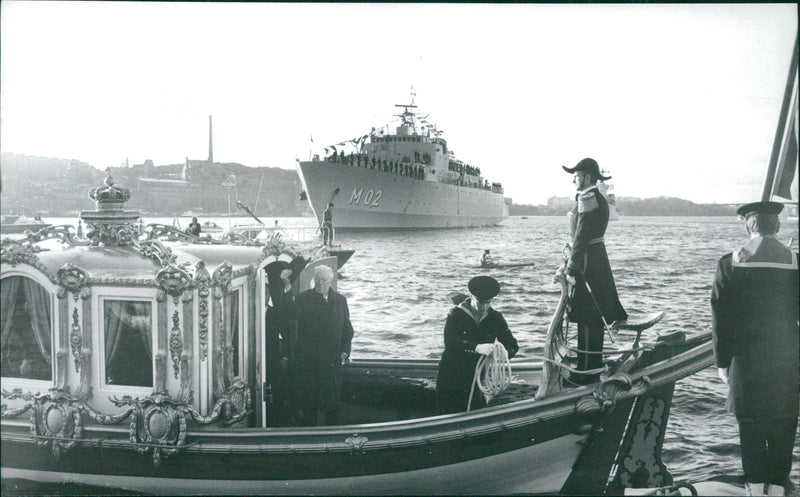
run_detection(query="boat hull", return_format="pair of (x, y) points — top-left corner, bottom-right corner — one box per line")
(297, 160), (508, 231)
(0, 334), (713, 495)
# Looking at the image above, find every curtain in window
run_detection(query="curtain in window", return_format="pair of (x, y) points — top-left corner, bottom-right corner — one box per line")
(0, 277), (22, 356)
(224, 291), (240, 380)
(128, 302), (152, 360)
(104, 301), (128, 366)
(21, 278), (51, 365)
(105, 301), (152, 365)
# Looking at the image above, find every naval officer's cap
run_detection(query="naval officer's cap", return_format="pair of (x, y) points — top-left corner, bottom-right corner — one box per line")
(468, 276), (500, 302)
(562, 158), (611, 180)
(736, 201), (784, 218)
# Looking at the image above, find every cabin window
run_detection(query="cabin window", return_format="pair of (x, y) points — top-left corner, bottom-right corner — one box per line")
(0, 276), (52, 380)
(104, 300), (153, 387)
(225, 289), (241, 378)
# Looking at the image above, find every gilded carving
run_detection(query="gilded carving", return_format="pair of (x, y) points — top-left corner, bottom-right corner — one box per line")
(212, 261), (233, 297)
(345, 433), (369, 454)
(156, 264), (192, 304)
(194, 261), (211, 361)
(70, 307), (82, 372)
(169, 311), (182, 380)
(57, 263), (89, 301)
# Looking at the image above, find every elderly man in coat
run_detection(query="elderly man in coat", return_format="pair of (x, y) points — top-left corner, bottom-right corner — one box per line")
(561, 158), (627, 384)
(291, 265), (354, 426)
(711, 201), (799, 496)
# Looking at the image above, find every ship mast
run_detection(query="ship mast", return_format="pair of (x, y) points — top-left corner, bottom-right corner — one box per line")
(394, 87), (419, 134)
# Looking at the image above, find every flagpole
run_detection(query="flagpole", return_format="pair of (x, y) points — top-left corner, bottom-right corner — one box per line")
(761, 35), (798, 202)
(309, 134), (313, 161)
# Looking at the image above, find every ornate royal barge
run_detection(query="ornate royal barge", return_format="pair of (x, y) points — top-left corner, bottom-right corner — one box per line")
(297, 93), (509, 231)
(0, 176), (713, 495)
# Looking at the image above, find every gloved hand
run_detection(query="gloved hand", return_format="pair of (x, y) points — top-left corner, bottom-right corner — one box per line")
(717, 367), (729, 384)
(475, 343), (494, 356)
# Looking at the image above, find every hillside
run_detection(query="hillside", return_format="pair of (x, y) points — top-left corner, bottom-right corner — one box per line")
(1, 153), (307, 217)
(509, 196), (738, 216)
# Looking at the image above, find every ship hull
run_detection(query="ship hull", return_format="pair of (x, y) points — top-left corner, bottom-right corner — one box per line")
(297, 161), (508, 231)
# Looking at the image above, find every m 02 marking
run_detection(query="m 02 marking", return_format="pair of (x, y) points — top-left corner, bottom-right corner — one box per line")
(349, 188), (382, 207)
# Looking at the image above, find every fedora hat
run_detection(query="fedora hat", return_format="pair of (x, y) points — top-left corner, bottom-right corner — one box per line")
(736, 201), (784, 217)
(468, 276), (500, 302)
(562, 158), (611, 181)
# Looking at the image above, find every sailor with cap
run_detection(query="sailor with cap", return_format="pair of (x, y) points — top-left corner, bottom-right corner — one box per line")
(560, 158), (627, 384)
(436, 276), (519, 413)
(711, 201), (798, 496)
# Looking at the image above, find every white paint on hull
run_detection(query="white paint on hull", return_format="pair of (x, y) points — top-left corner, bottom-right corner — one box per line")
(2, 434), (582, 495)
(298, 161), (509, 230)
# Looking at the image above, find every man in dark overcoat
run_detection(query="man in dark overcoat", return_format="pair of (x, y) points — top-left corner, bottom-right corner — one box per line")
(263, 256), (307, 426)
(561, 158), (627, 384)
(436, 276), (519, 413)
(291, 265), (354, 426)
(711, 201), (799, 495)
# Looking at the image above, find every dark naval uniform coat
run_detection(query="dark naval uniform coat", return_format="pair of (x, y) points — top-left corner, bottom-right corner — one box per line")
(711, 235), (799, 485)
(290, 288), (354, 411)
(436, 303), (519, 413)
(566, 186), (627, 324)
(711, 235), (799, 420)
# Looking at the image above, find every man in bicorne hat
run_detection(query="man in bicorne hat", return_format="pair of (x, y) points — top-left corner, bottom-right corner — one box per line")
(560, 158), (627, 384)
(711, 201), (798, 496)
(436, 276), (519, 413)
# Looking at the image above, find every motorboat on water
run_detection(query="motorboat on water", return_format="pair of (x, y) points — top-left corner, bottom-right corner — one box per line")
(0, 175), (714, 495)
(0, 214), (52, 234)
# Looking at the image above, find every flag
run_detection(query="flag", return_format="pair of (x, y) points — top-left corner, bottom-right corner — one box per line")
(310, 134), (314, 143)
(763, 36), (798, 202)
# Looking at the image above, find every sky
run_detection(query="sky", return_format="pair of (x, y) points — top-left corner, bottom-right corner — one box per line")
(1, 2), (796, 205)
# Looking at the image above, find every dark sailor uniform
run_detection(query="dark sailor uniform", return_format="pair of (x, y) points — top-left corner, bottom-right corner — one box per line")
(436, 303), (519, 413)
(566, 186), (627, 378)
(711, 235), (799, 486)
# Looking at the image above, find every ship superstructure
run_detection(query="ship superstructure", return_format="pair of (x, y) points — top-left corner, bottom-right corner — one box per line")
(297, 92), (509, 230)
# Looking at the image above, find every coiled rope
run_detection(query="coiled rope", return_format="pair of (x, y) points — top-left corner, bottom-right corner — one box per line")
(466, 341), (512, 411)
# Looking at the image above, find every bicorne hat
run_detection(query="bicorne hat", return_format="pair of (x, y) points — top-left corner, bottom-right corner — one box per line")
(562, 158), (611, 181)
(468, 276), (500, 302)
(736, 201), (784, 217)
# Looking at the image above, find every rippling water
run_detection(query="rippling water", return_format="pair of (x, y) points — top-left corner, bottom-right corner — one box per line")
(10, 214), (799, 493)
(334, 215), (799, 488)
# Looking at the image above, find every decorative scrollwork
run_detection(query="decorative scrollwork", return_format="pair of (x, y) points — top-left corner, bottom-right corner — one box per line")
(0, 237), (44, 267)
(57, 263), (89, 301)
(134, 239), (177, 267)
(575, 373), (652, 415)
(169, 311), (182, 379)
(70, 307), (82, 372)
(184, 379), (252, 426)
(345, 433), (369, 454)
(156, 264), (192, 304)
(195, 261), (211, 361)
(212, 261), (233, 297)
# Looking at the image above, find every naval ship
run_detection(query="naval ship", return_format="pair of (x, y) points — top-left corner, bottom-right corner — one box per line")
(296, 93), (509, 231)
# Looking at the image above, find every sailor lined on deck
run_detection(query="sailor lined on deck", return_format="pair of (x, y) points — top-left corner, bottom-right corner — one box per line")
(560, 158), (627, 385)
(711, 201), (799, 495)
(436, 276), (519, 413)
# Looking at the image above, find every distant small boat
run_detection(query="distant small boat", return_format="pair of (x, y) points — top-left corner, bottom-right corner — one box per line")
(477, 261), (536, 269)
(520, 216), (529, 219)
(0, 215), (51, 234)
(199, 221), (224, 233)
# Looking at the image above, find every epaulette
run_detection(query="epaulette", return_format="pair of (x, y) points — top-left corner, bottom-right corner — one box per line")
(577, 191), (599, 213)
